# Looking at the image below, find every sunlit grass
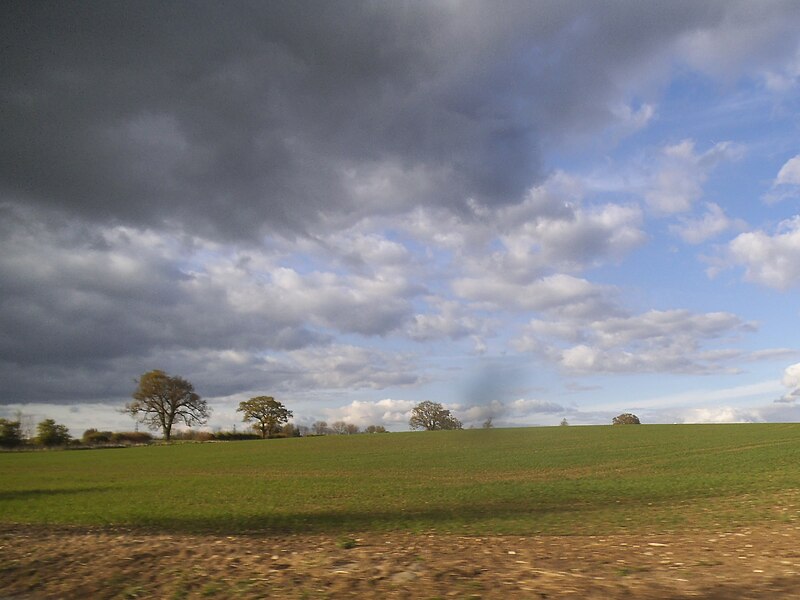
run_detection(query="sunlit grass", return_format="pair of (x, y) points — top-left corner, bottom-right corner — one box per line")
(2, 424), (800, 535)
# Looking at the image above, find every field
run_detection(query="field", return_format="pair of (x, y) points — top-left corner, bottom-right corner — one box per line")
(3, 424), (800, 598)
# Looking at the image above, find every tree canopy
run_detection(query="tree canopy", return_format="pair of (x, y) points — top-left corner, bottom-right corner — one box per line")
(612, 413), (641, 425)
(126, 370), (209, 441)
(237, 396), (292, 438)
(409, 401), (462, 431)
(0, 418), (23, 448)
(36, 418), (71, 446)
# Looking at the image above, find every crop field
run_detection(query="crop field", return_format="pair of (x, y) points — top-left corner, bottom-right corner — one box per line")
(3, 423), (800, 536)
(5, 424), (800, 599)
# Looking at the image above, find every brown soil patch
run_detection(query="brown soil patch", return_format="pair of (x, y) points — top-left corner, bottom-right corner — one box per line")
(2, 524), (800, 599)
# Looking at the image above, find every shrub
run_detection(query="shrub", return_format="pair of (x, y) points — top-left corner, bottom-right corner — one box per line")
(110, 431), (153, 444)
(171, 429), (215, 442)
(214, 431), (260, 441)
(82, 429), (114, 444)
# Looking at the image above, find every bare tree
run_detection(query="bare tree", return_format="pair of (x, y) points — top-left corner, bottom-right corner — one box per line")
(237, 396), (293, 438)
(409, 401), (462, 431)
(126, 370), (209, 441)
(330, 421), (348, 435)
(312, 420), (329, 435)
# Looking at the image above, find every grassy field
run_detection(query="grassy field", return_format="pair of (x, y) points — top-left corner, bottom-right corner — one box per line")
(2, 424), (800, 536)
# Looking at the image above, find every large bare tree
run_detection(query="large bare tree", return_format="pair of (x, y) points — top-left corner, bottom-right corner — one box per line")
(126, 370), (209, 441)
(237, 396), (292, 439)
(409, 401), (462, 431)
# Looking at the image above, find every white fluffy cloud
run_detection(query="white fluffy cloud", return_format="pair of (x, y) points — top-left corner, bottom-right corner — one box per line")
(515, 309), (762, 375)
(727, 216), (800, 289)
(669, 202), (746, 244)
(321, 398), (418, 429)
(404, 171), (645, 294)
(763, 46), (800, 92)
(778, 362), (800, 402)
(319, 396), (570, 430)
(611, 103), (656, 134)
(406, 297), (488, 343)
(454, 274), (620, 319)
(455, 398), (567, 427)
(285, 345), (421, 391)
(763, 154), (800, 203)
(775, 155), (800, 186)
(645, 140), (744, 214)
(672, 407), (762, 424)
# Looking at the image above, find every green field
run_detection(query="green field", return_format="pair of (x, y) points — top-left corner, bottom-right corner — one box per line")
(2, 424), (800, 536)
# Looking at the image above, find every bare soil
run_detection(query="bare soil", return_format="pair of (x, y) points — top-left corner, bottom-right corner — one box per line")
(2, 524), (800, 599)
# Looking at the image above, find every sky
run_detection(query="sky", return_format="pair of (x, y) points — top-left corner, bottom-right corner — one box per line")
(2, 1), (800, 435)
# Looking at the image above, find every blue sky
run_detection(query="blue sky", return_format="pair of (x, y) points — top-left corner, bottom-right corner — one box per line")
(2, 1), (800, 435)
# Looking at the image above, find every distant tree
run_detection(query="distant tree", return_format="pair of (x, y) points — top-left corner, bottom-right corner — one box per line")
(365, 425), (387, 433)
(330, 421), (348, 435)
(0, 419), (23, 448)
(312, 421), (329, 435)
(612, 413), (641, 425)
(237, 396), (293, 439)
(281, 423), (301, 438)
(409, 401), (462, 431)
(126, 370), (209, 441)
(36, 419), (71, 446)
(482, 417), (493, 429)
(345, 423), (360, 435)
(560, 418), (569, 426)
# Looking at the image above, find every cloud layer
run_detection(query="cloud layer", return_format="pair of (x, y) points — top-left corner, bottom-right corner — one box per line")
(2, 2), (799, 431)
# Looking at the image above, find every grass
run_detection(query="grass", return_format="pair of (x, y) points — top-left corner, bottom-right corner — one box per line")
(2, 424), (800, 536)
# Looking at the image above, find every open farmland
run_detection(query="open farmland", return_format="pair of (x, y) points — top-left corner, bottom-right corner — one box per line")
(3, 424), (800, 598)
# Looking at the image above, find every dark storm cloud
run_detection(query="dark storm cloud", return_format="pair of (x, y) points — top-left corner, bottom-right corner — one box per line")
(1, 0), (759, 239)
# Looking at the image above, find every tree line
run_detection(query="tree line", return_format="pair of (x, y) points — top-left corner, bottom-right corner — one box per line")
(124, 370), (466, 441)
(0, 417), (153, 449)
(1, 369), (642, 449)
(125, 370), (393, 441)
